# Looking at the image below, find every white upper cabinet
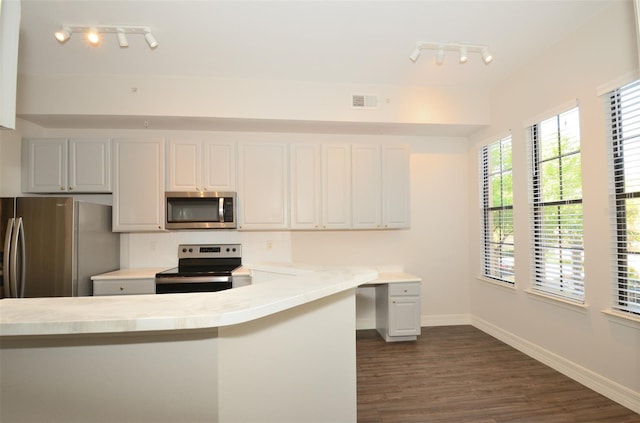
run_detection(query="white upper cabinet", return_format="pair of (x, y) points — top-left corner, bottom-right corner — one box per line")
(202, 140), (236, 191)
(290, 143), (322, 230)
(166, 139), (235, 192)
(112, 139), (165, 232)
(351, 144), (382, 229)
(382, 145), (410, 228)
(322, 144), (351, 229)
(237, 143), (289, 230)
(24, 138), (111, 193)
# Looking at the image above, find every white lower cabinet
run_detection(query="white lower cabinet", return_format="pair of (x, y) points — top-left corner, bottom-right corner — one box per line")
(375, 282), (421, 342)
(93, 278), (156, 296)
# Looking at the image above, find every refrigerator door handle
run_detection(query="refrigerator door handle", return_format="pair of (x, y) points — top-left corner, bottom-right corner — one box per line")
(16, 217), (25, 297)
(3, 217), (15, 297)
(9, 217), (24, 298)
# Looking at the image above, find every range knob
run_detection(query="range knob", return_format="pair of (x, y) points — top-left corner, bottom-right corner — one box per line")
(182, 248), (187, 253)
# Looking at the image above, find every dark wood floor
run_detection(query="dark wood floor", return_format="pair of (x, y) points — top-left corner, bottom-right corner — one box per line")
(356, 325), (640, 423)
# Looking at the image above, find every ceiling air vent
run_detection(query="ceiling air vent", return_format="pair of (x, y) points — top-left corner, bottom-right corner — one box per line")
(352, 94), (378, 109)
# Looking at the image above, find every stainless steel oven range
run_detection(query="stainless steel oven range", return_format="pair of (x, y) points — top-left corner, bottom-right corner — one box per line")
(155, 244), (242, 294)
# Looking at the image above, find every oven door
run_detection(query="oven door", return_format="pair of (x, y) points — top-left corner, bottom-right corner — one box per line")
(155, 275), (233, 294)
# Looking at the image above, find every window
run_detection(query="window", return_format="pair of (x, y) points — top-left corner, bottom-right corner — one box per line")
(527, 106), (584, 302)
(480, 135), (514, 283)
(609, 79), (640, 315)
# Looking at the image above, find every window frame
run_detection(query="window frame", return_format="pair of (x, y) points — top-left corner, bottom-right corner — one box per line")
(480, 135), (515, 284)
(608, 79), (640, 316)
(527, 105), (585, 303)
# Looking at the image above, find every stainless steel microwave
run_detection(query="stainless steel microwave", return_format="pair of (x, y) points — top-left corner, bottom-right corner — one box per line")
(165, 192), (236, 229)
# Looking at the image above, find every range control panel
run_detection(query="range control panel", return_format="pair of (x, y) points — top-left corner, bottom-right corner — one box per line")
(177, 244), (242, 259)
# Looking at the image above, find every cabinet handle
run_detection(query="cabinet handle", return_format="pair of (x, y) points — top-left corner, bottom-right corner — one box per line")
(60, 186), (65, 191)
(69, 186), (74, 191)
(119, 286), (124, 291)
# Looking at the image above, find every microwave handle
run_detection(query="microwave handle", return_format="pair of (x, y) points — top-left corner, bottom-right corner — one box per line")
(219, 198), (225, 223)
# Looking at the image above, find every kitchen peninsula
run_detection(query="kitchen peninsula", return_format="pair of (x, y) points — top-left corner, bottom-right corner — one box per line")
(0, 264), (377, 423)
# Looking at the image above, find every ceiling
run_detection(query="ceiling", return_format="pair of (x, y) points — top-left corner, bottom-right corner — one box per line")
(15, 0), (616, 134)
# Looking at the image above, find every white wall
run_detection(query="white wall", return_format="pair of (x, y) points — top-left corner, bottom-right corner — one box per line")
(468, 0), (640, 406)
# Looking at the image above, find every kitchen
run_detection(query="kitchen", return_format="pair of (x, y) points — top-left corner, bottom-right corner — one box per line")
(1, 0), (639, 421)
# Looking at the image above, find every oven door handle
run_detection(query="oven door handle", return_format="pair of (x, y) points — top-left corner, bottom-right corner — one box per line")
(155, 276), (232, 284)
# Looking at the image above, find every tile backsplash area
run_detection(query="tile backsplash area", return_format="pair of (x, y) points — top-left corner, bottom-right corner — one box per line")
(122, 231), (292, 269)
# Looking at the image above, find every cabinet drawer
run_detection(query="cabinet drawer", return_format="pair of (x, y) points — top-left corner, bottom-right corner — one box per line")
(93, 278), (156, 296)
(389, 282), (420, 296)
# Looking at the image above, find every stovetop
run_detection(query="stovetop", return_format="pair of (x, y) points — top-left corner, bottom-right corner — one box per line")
(156, 244), (242, 278)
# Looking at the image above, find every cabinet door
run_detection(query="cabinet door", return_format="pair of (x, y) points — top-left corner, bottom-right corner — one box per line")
(290, 144), (321, 229)
(352, 144), (381, 229)
(112, 139), (165, 232)
(203, 140), (236, 191)
(69, 138), (111, 192)
(237, 143), (288, 230)
(322, 144), (351, 229)
(388, 296), (421, 336)
(382, 145), (410, 228)
(24, 138), (67, 193)
(167, 140), (201, 191)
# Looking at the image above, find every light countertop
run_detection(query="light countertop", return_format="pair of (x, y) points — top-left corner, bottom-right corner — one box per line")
(0, 265), (377, 337)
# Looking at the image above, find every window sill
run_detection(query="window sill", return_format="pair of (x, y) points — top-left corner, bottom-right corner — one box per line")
(525, 289), (588, 314)
(602, 309), (640, 329)
(476, 276), (516, 291)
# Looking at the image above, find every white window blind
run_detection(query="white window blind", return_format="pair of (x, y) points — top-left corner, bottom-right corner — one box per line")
(527, 107), (585, 302)
(480, 135), (514, 283)
(608, 79), (640, 315)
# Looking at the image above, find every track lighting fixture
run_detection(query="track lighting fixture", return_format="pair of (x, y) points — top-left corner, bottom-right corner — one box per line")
(409, 41), (493, 65)
(53, 25), (158, 49)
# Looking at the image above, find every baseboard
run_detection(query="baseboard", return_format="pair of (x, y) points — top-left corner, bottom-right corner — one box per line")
(422, 313), (472, 327)
(471, 316), (640, 415)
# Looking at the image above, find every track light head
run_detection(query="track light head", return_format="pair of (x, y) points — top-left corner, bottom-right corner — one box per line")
(459, 46), (468, 64)
(116, 29), (129, 48)
(481, 47), (493, 64)
(144, 31), (158, 49)
(54, 27), (71, 43)
(409, 47), (421, 63)
(435, 46), (445, 65)
(86, 28), (101, 46)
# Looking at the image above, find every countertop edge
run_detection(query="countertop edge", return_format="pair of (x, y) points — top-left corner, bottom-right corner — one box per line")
(1, 266), (377, 337)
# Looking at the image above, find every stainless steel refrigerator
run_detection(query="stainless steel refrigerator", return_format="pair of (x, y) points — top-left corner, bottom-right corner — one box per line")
(1, 197), (120, 298)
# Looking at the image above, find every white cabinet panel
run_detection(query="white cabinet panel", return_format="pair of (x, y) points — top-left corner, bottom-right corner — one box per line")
(203, 141), (235, 191)
(382, 145), (410, 228)
(352, 144), (381, 229)
(375, 281), (421, 342)
(167, 140), (200, 191)
(113, 139), (165, 232)
(322, 144), (351, 229)
(167, 139), (235, 192)
(69, 139), (111, 192)
(24, 138), (67, 193)
(290, 144), (321, 229)
(24, 138), (111, 193)
(238, 143), (288, 230)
